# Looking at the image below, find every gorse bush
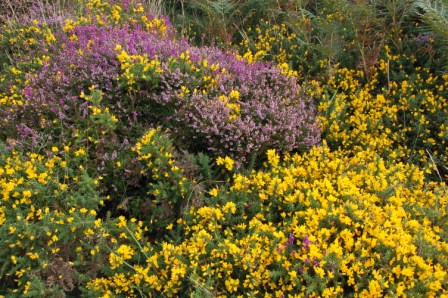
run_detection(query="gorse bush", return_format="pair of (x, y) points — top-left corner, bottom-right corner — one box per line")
(87, 147), (448, 297)
(0, 142), (110, 296)
(131, 128), (195, 232)
(235, 1), (448, 180)
(314, 49), (448, 180)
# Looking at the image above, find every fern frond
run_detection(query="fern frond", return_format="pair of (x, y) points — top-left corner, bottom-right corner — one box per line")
(414, 0), (448, 47)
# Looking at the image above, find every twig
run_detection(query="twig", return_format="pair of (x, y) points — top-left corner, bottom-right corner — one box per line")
(187, 276), (214, 297)
(426, 149), (443, 182)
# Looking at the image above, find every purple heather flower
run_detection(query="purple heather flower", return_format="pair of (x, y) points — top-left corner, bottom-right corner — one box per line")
(415, 33), (435, 45)
(288, 233), (295, 246)
(303, 236), (310, 250)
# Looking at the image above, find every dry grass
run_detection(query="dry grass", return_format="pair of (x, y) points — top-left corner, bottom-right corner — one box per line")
(1, 0), (73, 26)
(140, 0), (165, 16)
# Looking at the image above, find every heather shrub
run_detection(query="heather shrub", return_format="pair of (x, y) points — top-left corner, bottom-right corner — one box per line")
(2, 0), (320, 168)
(117, 45), (320, 163)
(6, 4), (172, 133)
(1, 1), (180, 203)
(0, 0), (75, 26)
(0, 0), (43, 25)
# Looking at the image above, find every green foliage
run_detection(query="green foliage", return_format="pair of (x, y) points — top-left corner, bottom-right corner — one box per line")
(167, 0), (300, 44)
(236, 0), (448, 79)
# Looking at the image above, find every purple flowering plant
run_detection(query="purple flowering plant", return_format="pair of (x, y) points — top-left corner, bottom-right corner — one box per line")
(2, 0), (320, 167)
(117, 37), (321, 162)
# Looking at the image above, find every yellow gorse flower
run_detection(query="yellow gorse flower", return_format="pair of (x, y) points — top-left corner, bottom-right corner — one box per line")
(216, 156), (235, 171)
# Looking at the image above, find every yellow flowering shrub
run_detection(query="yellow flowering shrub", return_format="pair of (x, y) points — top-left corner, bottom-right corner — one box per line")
(216, 156), (235, 171)
(87, 146), (448, 297)
(0, 142), (111, 296)
(239, 21), (302, 75)
(116, 49), (163, 92)
(131, 128), (193, 233)
(79, 0), (170, 34)
(314, 56), (448, 180)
